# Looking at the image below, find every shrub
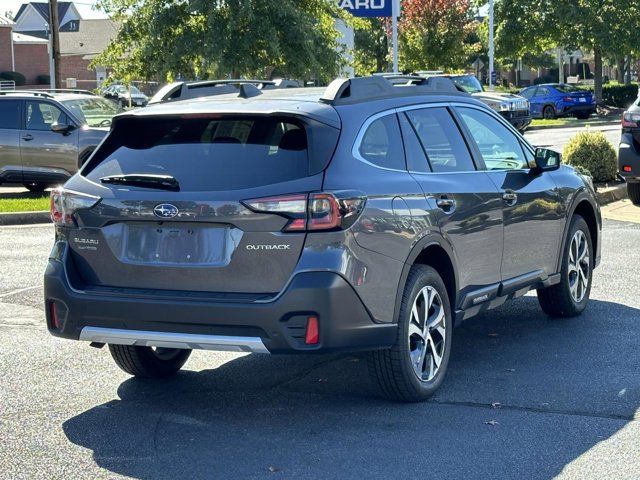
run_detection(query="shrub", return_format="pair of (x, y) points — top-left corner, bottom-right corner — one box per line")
(602, 83), (638, 108)
(36, 74), (50, 85)
(0, 71), (26, 86)
(571, 164), (592, 178)
(563, 130), (617, 183)
(571, 83), (638, 108)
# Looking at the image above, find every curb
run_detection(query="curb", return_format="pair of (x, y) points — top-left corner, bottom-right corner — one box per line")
(0, 211), (50, 226)
(596, 183), (627, 205)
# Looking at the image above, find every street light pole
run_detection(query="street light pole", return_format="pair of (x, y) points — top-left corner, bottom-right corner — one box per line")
(488, 0), (494, 88)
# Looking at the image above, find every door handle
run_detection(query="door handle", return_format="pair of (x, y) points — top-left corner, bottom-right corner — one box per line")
(436, 196), (456, 211)
(502, 191), (518, 205)
(22, 134), (34, 141)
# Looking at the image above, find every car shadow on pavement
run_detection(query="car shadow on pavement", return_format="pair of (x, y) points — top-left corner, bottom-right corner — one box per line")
(62, 296), (640, 479)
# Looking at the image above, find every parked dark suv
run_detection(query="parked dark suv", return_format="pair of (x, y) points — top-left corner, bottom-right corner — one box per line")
(44, 76), (601, 402)
(619, 98), (640, 205)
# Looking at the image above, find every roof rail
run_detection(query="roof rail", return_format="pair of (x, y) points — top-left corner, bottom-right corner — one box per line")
(0, 90), (54, 98)
(320, 75), (462, 106)
(44, 88), (97, 95)
(186, 79), (276, 89)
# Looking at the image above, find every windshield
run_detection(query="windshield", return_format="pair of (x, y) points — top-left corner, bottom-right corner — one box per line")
(449, 75), (483, 93)
(115, 85), (143, 95)
(61, 97), (119, 127)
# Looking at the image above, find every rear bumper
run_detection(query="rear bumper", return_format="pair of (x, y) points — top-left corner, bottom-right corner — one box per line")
(618, 133), (640, 181)
(558, 104), (596, 116)
(43, 248), (396, 354)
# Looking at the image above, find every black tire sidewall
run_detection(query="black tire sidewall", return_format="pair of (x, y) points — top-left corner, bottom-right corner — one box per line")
(396, 266), (453, 397)
(561, 216), (593, 313)
(543, 105), (555, 119)
(628, 183), (640, 205)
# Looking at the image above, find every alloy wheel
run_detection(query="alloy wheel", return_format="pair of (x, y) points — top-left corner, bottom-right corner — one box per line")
(568, 230), (590, 303)
(407, 285), (447, 382)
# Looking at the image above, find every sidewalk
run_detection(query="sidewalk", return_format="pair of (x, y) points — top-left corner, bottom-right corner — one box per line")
(601, 199), (640, 223)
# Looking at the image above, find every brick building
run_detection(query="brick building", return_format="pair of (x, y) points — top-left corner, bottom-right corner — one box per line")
(0, 3), (118, 88)
(0, 15), (15, 74)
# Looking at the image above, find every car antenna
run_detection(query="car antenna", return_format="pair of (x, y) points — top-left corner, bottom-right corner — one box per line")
(238, 84), (262, 99)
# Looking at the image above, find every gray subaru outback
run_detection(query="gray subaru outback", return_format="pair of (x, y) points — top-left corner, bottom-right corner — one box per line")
(44, 76), (601, 402)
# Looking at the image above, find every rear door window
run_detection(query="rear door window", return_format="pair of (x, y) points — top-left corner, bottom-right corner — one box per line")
(84, 116), (318, 191)
(0, 100), (21, 129)
(404, 107), (476, 173)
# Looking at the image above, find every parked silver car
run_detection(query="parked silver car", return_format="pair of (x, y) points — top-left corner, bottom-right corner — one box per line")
(0, 91), (114, 191)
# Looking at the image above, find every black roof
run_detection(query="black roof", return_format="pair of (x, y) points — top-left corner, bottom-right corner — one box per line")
(15, 2), (73, 25)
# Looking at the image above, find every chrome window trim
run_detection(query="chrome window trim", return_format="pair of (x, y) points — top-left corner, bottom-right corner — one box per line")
(352, 100), (536, 175)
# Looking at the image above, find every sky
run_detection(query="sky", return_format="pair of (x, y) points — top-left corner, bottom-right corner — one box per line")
(3, 0), (108, 20)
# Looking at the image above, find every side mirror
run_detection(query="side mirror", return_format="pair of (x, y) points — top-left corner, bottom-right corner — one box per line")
(532, 147), (561, 173)
(51, 122), (71, 134)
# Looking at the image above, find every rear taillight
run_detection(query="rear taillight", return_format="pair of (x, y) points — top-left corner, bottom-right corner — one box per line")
(50, 187), (101, 226)
(622, 112), (640, 128)
(563, 96), (573, 102)
(243, 192), (366, 232)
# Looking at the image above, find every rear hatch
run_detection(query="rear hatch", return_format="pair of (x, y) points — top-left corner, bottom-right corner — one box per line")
(557, 85), (593, 105)
(67, 112), (339, 296)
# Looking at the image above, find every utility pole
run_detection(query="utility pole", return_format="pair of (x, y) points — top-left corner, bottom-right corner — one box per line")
(48, 0), (61, 89)
(392, 0), (400, 73)
(488, 0), (494, 89)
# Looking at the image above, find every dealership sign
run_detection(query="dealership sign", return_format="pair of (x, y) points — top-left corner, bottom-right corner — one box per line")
(338, 0), (394, 18)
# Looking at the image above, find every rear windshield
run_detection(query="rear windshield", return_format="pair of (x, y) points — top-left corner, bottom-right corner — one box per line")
(555, 85), (582, 93)
(83, 115), (316, 191)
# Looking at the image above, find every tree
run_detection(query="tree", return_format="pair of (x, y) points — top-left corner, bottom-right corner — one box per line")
(353, 18), (389, 75)
(496, 0), (640, 103)
(398, 0), (480, 72)
(92, 0), (349, 83)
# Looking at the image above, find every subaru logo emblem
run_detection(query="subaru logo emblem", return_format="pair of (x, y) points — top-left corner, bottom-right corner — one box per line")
(153, 203), (179, 218)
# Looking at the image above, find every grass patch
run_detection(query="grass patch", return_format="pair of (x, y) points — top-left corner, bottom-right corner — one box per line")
(530, 118), (572, 128)
(0, 196), (50, 213)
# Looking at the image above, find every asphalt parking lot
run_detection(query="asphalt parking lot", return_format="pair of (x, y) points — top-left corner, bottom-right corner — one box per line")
(1, 216), (639, 480)
(524, 123), (620, 153)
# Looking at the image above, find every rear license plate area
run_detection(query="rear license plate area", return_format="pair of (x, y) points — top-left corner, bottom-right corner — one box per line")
(123, 224), (228, 265)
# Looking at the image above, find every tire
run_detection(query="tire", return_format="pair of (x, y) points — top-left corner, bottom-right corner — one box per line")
(537, 215), (593, 317)
(23, 182), (48, 193)
(543, 105), (556, 120)
(369, 265), (453, 402)
(575, 112), (591, 120)
(108, 344), (191, 378)
(628, 183), (640, 206)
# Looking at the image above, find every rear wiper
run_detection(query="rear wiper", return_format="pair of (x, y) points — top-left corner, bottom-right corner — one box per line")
(100, 174), (180, 191)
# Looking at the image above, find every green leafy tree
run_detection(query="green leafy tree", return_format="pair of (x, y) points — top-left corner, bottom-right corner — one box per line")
(399, 0), (480, 72)
(353, 17), (389, 75)
(496, 0), (640, 102)
(93, 0), (349, 83)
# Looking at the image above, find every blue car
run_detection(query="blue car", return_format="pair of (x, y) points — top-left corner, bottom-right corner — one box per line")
(520, 84), (596, 120)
